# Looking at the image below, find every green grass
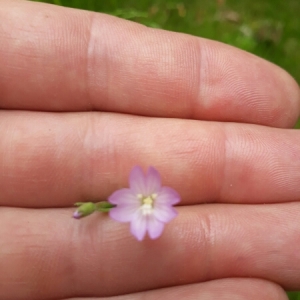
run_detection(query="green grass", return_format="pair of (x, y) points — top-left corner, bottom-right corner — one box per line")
(31, 1), (300, 298)
(288, 292), (300, 300)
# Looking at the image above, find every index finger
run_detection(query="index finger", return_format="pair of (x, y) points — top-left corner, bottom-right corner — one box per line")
(0, 0), (299, 127)
(0, 204), (298, 299)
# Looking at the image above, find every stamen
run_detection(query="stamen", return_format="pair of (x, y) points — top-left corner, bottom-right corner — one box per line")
(143, 196), (153, 205)
(141, 196), (155, 215)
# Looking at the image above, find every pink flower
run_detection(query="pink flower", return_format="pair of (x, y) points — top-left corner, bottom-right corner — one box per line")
(108, 166), (180, 241)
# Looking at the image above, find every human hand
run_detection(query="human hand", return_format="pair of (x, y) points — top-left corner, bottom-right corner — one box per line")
(0, 1), (300, 299)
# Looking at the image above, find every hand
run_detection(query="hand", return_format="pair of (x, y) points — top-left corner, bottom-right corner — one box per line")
(0, 1), (299, 299)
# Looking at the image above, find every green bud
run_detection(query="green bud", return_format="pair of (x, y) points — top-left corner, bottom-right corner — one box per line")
(73, 202), (96, 219)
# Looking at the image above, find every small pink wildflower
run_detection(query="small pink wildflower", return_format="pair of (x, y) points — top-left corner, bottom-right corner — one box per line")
(108, 166), (180, 241)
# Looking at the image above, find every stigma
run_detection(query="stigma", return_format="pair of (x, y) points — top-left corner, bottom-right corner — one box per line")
(139, 194), (157, 215)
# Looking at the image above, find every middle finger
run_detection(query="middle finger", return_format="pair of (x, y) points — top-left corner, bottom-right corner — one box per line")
(0, 111), (299, 207)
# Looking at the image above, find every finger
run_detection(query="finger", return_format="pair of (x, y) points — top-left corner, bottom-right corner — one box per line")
(0, 111), (300, 207)
(67, 279), (287, 300)
(0, 1), (299, 127)
(0, 204), (298, 299)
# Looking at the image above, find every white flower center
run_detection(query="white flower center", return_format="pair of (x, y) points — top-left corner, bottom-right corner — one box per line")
(138, 194), (157, 216)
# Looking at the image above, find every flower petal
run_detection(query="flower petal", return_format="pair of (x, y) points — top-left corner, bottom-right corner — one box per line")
(108, 188), (138, 205)
(153, 204), (178, 223)
(145, 166), (161, 194)
(147, 216), (165, 239)
(109, 203), (139, 222)
(130, 211), (147, 241)
(129, 166), (147, 195)
(156, 187), (181, 205)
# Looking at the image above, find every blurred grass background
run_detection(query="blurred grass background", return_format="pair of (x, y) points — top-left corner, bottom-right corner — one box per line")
(31, 1), (300, 298)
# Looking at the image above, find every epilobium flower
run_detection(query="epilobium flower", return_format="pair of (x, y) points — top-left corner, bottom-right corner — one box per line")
(108, 166), (180, 241)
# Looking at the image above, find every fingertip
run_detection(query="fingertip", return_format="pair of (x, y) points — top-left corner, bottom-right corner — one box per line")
(198, 40), (300, 128)
(276, 70), (300, 128)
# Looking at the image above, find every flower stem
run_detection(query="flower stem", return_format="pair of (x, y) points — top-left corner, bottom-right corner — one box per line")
(95, 201), (116, 212)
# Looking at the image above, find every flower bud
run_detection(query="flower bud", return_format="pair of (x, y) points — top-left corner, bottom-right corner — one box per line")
(73, 202), (96, 219)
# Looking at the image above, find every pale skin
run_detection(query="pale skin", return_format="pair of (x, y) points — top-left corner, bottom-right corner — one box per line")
(0, 0), (300, 299)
